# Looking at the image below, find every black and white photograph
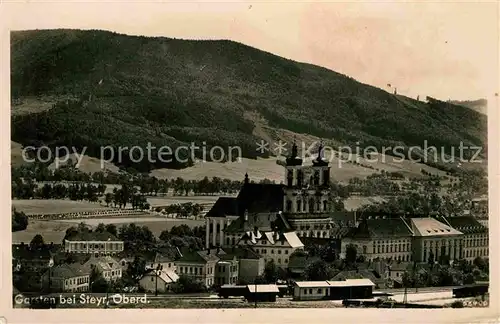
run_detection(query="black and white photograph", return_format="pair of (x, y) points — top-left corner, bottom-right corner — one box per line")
(3, 0), (496, 318)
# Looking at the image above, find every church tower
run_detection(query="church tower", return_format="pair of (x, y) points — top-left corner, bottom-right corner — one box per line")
(282, 140), (333, 239)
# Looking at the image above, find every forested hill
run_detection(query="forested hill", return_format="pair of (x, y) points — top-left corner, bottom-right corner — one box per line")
(10, 29), (487, 172)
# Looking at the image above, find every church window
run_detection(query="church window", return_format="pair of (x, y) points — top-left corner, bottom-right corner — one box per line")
(297, 170), (303, 187)
(297, 200), (302, 212)
(286, 200), (292, 212)
(309, 199), (315, 213)
(287, 170), (293, 186)
(323, 200), (328, 211)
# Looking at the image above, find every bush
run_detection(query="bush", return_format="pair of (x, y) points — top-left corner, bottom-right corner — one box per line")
(450, 300), (464, 308)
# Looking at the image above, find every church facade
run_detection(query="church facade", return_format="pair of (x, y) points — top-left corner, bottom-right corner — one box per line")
(204, 140), (358, 250)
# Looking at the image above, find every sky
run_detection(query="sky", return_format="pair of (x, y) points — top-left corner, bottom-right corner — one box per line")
(2, 1), (498, 106)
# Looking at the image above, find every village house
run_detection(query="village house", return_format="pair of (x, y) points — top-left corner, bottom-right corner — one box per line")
(12, 243), (57, 271)
(219, 246), (265, 283)
(42, 263), (91, 293)
(175, 248), (222, 287)
(236, 225), (304, 268)
(139, 269), (179, 293)
(64, 231), (124, 255)
(84, 255), (123, 281)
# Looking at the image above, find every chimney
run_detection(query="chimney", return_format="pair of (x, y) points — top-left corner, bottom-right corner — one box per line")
(244, 173), (249, 185)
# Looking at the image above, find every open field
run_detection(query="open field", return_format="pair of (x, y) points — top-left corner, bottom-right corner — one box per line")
(12, 218), (204, 244)
(146, 195), (221, 207)
(12, 199), (113, 215)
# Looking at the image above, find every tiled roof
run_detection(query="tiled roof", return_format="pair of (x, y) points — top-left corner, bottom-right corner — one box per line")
(346, 218), (413, 239)
(294, 281), (330, 288)
(442, 216), (487, 234)
(143, 269), (179, 283)
(327, 279), (375, 287)
(205, 197), (239, 218)
(178, 248), (223, 263)
(411, 218), (462, 237)
(45, 262), (91, 279)
(85, 255), (121, 271)
(65, 230), (121, 242)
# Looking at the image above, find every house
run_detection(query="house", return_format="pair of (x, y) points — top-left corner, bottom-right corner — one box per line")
(327, 279), (375, 300)
(145, 247), (182, 272)
(139, 269), (179, 293)
(245, 284), (280, 302)
(236, 226), (304, 267)
(64, 231), (124, 255)
(84, 255), (123, 281)
(41, 263), (91, 293)
(220, 246), (265, 283)
(214, 255), (239, 286)
(331, 269), (384, 289)
(175, 248), (222, 287)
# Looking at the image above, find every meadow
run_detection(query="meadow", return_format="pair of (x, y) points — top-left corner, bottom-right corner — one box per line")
(12, 199), (113, 215)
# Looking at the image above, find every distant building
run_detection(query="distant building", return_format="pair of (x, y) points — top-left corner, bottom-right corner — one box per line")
(139, 269), (179, 293)
(214, 257), (239, 286)
(175, 248), (222, 287)
(41, 263), (91, 293)
(84, 255), (123, 281)
(411, 217), (463, 263)
(64, 231), (124, 255)
(442, 216), (488, 263)
(236, 228), (304, 267)
(292, 279), (375, 301)
(245, 284), (280, 302)
(219, 247), (264, 283)
(341, 216), (414, 262)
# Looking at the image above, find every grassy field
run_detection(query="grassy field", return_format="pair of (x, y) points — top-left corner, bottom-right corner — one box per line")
(146, 196), (221, 207)
(12, 199), (113, 215)
(12, 218), (204, 244)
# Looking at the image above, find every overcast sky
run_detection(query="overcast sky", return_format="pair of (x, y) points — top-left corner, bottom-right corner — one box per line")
(3, 1), (498, 106)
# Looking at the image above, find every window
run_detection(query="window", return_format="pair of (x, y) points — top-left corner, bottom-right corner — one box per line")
(278, 258), (281, 264)
(284, 259), (288, 263)
(304, 289), (308, 295)
(271, 250), (274, 254)
(278, 250), (281, 254)
(285, 250), (288, 255)
(309, 289), (313, 294)
(318, 288), (322, 294)
(151, 277), (154, 282)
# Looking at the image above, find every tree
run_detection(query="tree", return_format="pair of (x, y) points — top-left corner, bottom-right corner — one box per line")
(473, 257), (487, 272)
(104, 193), (113, 206)
(105, 224), (118, 237)
(345, 244), (357, 265)
(304, 260), (334, 281)
(126, 256), (147, 282)
(95, 223), (106, 233)
(30, 234), (45, 249)
(263, 260), (279, 283)
(12, 209), (29, 232)
(171, 275), (207, 293)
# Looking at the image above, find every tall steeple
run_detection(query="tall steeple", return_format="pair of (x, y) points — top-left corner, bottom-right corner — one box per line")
(286, 136), (302, 166)
(244, 172), (249, 184)
(312, 139), (328, 166)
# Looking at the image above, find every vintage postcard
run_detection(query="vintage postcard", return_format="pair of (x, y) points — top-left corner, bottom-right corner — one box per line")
(1, 1), (498, 323)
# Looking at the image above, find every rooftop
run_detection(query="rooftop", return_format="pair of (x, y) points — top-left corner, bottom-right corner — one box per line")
(247, 284), (280, 293)
(411, 218), (462, 237)
(346, 218), (413, 239)
(65, 230), (121, 242)
(442, 216), (488, 234)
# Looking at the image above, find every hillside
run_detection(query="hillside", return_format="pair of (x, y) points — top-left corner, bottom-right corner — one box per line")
(450, 99), (487, 115)
(10, 29), (487, 173)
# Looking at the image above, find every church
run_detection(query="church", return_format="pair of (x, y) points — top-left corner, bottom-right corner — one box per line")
(204, 140), (358, 251)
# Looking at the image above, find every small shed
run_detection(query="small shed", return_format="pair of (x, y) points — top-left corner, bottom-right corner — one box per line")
(327, 279), (375, 300)
(292, 281), (331, 301)
(245, 284), (280, 302)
